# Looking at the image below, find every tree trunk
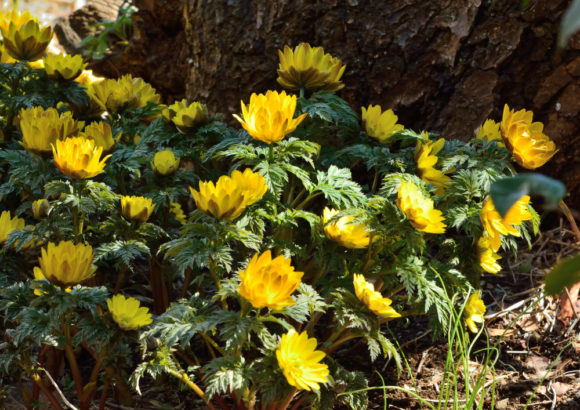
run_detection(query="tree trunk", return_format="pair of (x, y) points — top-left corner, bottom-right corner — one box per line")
(60, 0), (580, 209)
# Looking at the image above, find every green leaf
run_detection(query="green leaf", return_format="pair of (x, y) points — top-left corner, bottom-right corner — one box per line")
(490, 174), (566, 217)
(544, 254), (580, 296)
(559, 0), (580, 49)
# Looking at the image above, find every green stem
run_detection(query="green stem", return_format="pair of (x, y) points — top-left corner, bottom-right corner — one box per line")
(325, 332), (359, 355)
(268, 144), (275, 163)
(166, 368), (216, 410)
(257, 314), (293, 331)
(200, 332), (226, 356)
(72, 180), (85, 243)
(113, 264), (127, 294)
(294, 191), (322, 210)
(325, 325), (346, 344)
(288, 188), (307, 209)
(309, 261), (327, 287)
(371, 170), (380, 193)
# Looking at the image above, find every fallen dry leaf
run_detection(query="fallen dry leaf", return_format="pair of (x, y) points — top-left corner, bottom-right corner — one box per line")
(487, 328), (515, 337)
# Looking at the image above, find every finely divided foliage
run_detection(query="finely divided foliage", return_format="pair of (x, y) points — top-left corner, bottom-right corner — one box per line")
(0, 13), (550, 410)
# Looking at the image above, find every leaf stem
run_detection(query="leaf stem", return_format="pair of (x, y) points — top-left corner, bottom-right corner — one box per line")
(166, 368), (216, 410)
(559, 200), (580, 242)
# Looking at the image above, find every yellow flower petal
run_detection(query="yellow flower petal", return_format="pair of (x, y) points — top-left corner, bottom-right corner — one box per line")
(323, 207), (370, 249)
(238, 250), (303, 310)
(353, 274), (401, 318)
(107, 294), (153, 330)
(276, 43), (345, 91)
(276, 329), (329, 391)
(233, 90), (307, 144)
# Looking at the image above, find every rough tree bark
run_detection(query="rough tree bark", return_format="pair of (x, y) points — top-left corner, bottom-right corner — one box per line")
(59, 0), (580, 209)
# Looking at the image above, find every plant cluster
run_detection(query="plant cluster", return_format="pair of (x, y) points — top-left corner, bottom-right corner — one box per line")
(0, 10), (557, 410)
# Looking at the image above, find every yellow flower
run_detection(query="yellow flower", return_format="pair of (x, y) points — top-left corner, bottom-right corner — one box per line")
(32, 265), (70, 295)
(276, 329), (329, 391)
(163, 99), (209, 132)
(322, 207), (370, 249)
(151, 150), (180, 176)
(361, 105), (404, 143)
(80, 121), (119, 152)
(107, 294), (153, 330)
(44, 53), (87, 81)
(34, 241), (96, 287)
(189, 169), (266, 221)
(229, 168), (268, 206)
(0, 42), (16, 63)
(477, 236), (501, 274)
(86, 78), (130, 114)
(476, 119), (504, 147)
(19, 106), (84, 156)
(233, 90), (307, 144)
(170, 201), (187, 225)
(0, 9), (31, 32)
(353, 274), (401, 319)
(52, 136), (111, 179)
(238, 250), (303, 310)
(0, 210), (25, 244)
(277, 43), (346, 92)
(121, 196), (155, 222)
(32, 198), (49, 219)
(503, 194), (533, 227)
(415, 137), (451, 194)
(500, 105), (557, 169)
(464, 291), (486, 333)
(87, 74), (160, 114)
(0, 10), (52, 61)
(479, 195), (532, 252)
(396, 180), (446, 234)
(74, 69), (105, 86)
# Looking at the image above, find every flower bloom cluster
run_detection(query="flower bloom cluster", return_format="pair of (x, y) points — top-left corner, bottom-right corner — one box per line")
(189, 169), (267, 221)
(322, 207), (370, 249)
(396, 180), (446, 234)
(238, 250), (303, 309)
